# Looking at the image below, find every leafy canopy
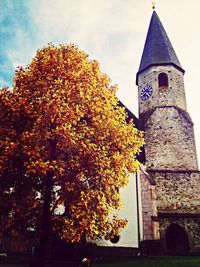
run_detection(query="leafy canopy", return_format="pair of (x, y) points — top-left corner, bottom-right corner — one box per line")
(0, 43), (144, 242)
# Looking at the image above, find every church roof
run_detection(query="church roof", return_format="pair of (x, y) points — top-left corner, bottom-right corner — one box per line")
(136, 11), (184, 83)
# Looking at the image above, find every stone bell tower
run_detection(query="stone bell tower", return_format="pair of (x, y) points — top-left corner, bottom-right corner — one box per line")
(137, 10), (200, 254)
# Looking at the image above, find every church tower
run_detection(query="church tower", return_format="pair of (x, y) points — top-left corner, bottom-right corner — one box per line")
(137, 10), (200, 254)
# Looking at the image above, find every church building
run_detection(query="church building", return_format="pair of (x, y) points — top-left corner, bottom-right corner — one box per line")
(138, 9), (200, 254)
(98, 8), (200, 255)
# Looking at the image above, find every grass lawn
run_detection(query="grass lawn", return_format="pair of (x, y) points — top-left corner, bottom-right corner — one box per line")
(1, 255), (200, 267)
(92, 256), (200, 267)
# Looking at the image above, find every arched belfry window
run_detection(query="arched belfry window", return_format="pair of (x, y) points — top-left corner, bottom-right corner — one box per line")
(158, 73), (168, 88)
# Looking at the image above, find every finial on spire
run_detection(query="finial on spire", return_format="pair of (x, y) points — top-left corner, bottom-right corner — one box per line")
(152, 1), (156, 10)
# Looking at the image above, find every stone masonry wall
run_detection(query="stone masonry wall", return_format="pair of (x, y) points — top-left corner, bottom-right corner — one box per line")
(144, 107), (199, 170)
(152, 171), (200, 252)
(140, 169), (159, 240)
(138, 65), (187, 116)
(152, 171), (200, 213)
(159, 217), (200, 253)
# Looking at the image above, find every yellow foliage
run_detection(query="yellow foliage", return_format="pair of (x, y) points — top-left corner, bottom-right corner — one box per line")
(0, 43), (144, 242)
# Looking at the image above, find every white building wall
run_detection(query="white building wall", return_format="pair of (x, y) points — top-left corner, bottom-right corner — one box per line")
(97, 171), (142, 248)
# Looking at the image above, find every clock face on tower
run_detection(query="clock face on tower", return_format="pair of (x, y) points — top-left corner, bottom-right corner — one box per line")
(140, 85), (153, 101)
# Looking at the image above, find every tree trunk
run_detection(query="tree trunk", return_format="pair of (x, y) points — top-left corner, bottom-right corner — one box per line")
(32, 137), (56, 267)
(33, 170), (53, 267)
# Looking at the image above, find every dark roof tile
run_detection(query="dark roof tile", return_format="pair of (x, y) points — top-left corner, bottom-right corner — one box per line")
(136, 11), (184, 84)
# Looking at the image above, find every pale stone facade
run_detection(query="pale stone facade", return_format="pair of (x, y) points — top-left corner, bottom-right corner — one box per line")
(138, 66), (187, 115)
(137, 64), (198, 171)
(153, 171), (200, 213)
(143, 107), (198, 170)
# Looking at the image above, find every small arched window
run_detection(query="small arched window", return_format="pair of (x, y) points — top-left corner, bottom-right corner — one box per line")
(158, 73), (168, 88)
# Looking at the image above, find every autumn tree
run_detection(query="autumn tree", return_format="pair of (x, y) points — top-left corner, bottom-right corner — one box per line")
(0, 44), (144, 266)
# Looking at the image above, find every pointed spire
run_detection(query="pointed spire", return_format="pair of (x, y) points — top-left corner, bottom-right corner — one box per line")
(136, 11), (184, 84)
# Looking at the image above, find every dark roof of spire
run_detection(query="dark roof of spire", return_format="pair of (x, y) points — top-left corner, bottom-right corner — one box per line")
(136, 11), (184, 84)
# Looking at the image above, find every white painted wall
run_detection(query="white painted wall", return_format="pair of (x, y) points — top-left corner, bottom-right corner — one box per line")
(96, 171), (143, 248)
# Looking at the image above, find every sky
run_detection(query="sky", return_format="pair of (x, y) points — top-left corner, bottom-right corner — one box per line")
(0, 0), (200, 166)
